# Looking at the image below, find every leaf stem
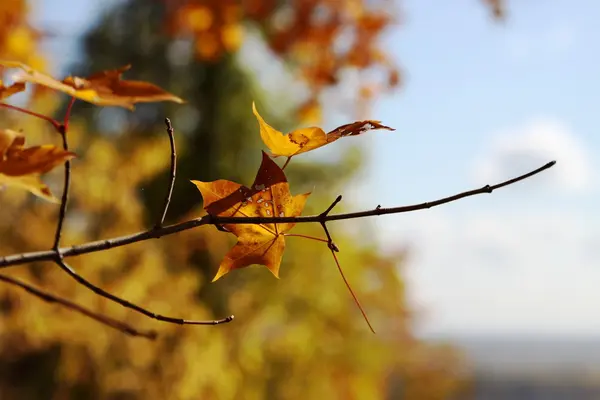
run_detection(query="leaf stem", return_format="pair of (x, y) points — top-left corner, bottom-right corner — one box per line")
(283, 233), (329, 243)
(0, 102), (62, 131)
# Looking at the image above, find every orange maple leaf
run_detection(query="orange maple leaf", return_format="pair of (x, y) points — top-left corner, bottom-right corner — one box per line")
(192, 152), (310, 281)
(253, 102), (395, 158)
(0, 61), (184, 109)
(0, 80), (25, 100)
(0, 129), (75, 202)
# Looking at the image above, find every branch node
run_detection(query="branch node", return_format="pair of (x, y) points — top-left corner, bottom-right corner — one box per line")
(319, 221), (339, 253)
(318, 195), (343, 251)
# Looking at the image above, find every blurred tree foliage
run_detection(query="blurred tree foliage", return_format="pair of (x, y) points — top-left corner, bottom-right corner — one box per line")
(0, 0), (499, 398)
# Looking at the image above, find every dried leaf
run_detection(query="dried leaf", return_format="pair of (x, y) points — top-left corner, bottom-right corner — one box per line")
(0, 61), (184, 110)
(192, 151), (310, 281)
(0, 80), (25, 100)
(0, 129), (75, 202)
(253, 102), (395, 158)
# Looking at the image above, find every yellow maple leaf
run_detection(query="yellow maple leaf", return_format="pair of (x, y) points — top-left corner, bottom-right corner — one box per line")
(252, 102), (394, 158)
(192, 151), (310, 281)
(0, 61), (184, 110)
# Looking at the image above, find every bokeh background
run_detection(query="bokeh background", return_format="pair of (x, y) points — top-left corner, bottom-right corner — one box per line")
(1, 0), (598, 399)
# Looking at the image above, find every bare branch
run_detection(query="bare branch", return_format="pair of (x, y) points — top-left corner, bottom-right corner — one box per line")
(156, 117), (177, 228)
(53, 130), (70, 248)
(54, 256), (234, 326)
(0, 273), (157, 339)
(0, 160), (556, 268)
(53, 97), (76, 250)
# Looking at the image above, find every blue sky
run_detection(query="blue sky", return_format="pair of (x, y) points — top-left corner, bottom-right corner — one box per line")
(30, 0), (600, 337)
(363, 0), (600, 337)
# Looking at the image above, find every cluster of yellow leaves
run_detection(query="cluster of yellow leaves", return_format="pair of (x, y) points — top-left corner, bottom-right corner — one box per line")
(166, 0), (243, 60)
(0, 62), (184, 201)
(193, 103), (393, 283)
(164, 0), (400, 122)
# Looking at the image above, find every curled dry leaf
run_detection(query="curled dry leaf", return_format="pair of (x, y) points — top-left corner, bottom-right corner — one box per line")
(191, 151), (310, 281)
(0, 80), (25, 100)
(0, 60), (184, 110)
(252, 102), (395, 158)
(0, 129), (75, 202)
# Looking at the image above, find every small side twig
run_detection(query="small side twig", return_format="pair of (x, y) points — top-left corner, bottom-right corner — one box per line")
(156, 117), (177, 228)
(0, 273), (157, 339)
(54, 256), (234, 326)
(53, 97), (76, 250)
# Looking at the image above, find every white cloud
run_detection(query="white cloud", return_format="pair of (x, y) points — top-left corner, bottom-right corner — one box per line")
(374, 207), (600, 337)
(472, 117), (592, 193)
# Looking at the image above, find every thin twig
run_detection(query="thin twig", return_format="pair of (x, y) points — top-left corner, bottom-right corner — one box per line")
(321, 194), (343, 217)
(156, 117), (177, 228)
(0, 102), (62, 131)
(54, 256), (234, 326)
(53, 97), (76, 250)
(0, 160), (556, 268)
(0, 273), (157, 339)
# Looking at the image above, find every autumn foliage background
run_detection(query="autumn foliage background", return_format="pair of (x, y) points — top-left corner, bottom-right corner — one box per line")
(0, 1), (501, 398)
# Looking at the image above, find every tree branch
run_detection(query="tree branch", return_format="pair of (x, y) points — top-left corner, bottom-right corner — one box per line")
(53, 256), (234, 325)
(0, 160), (556, 268)
(0, 273), (157, 339)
